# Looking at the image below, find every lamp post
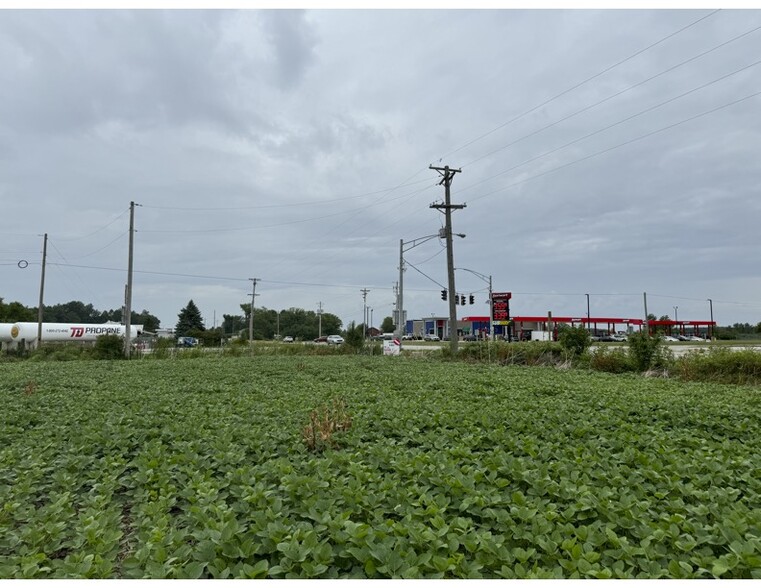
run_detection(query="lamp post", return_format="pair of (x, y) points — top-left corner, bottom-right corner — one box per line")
(708, 298), (714, 340)
(585, 293), (590, 333)
(398, 232), (448, 350)
(456, 267), (493, 342)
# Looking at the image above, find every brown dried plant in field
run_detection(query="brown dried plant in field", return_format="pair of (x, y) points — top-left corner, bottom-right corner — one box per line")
(302, 397), (352, 452)
(24, 380), (37, 396)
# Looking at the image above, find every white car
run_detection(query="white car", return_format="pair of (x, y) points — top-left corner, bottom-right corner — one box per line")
(662, 336), (679, 342)
(326, 335), (344, 345)
(423, 334), (440, 341)
(282, 336), (294, 343)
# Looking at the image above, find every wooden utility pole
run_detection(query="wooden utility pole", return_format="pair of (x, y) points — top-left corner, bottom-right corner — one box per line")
(360, 288), (370, 338)
(37, 233), (47, 346)
(317, 301), (323, 338)
(249, 278), (259, 345)
(430, 165), (464, 354)
(124, 202), (136, 358)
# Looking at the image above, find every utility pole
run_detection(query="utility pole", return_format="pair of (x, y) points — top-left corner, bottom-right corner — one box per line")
(124, 201), (137, 358)
(317, 301), (323, 338)
(430, 165), (464, 354)
(248, 278), (259, 346)
(360, 288), (370, 339)
(398, 239), (404, 342)
(37, 233), (48, 346)
(708, 298), (714, 340)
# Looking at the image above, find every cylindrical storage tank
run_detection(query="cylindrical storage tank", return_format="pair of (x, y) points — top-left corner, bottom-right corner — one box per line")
(11, 322), (144, 342)
(0, 323), (15, 343)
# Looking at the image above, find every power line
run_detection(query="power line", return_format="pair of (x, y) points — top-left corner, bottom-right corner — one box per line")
(459, 58), (761, 196)
(55, 207), (130, 241)
(467, 90), (761, 204)
(140, 178), (432, 211)
(437, 9), (721, 162)
(462, 24), (761, 170)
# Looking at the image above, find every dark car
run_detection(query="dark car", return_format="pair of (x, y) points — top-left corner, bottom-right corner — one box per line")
(313, 336), (328, 344)
(463, 334), (477, 341)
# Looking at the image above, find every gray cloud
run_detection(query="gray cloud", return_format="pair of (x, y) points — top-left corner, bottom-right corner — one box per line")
(1, 9), (760, 330)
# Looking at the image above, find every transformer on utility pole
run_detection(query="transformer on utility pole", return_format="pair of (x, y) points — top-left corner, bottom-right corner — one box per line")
(429, 165), (465, 354)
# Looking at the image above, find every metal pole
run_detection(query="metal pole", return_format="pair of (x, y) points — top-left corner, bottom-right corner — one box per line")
(708, 298), (714, 340)
(489, 275), (494, 342)
(37, 233), (47, 346)
(586, 293), (590, 332)
(124, 202), (135, 358)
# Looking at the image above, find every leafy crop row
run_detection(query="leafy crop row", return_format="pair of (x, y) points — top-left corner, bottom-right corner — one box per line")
(1, 356), (760, 578)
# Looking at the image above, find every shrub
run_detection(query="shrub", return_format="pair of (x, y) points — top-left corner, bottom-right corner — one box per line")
(558, 325), (591, 357)
(627, 332), (672, 372)
(589, 347), (633, 373)
(452, 341), (566, 366)
(91, 334), (125, 360)
(675, 347), (761, 385)
(152, 337), (176, 359)
(343, 322), (365, 352)
(29, 343), (87, 362)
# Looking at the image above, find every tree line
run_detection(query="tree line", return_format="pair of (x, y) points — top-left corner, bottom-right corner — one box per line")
(174, 299), (345, 344)
(0, 298), (160, 332)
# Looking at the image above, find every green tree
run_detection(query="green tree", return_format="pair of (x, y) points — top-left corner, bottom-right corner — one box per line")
(176, 300), (205, 338)
(0, 299), (35, 322)
(344, 321), (364, 351)
(381, 316), (395, 333)
(558, 324), (591, 357)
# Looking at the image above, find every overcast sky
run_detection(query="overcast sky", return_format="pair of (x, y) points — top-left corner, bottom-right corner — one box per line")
(1, 8), (760, 331)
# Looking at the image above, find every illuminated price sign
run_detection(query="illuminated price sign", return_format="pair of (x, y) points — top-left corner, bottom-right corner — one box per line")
(492, 292), (512, 325)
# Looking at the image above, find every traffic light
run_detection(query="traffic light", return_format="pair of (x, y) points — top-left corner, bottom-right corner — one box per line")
(441, 289), (447, 301)
(460, 295), (466, 306)
(469, 294), (475, 305)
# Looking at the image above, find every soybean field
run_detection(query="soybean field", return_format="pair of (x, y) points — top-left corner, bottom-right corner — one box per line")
(1, 356), (760, 578)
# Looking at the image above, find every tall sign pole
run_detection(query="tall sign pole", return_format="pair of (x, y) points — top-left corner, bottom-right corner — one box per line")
(430, 165), (464, 354)
(37, 233), (48, 346)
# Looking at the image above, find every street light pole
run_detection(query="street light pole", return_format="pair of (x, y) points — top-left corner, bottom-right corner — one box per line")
(585, 293), (590, 332)
(398, 232), (445, 351)
(708, 298), (714, 340)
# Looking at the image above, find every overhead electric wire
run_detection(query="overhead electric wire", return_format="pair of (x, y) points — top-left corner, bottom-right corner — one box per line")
(54, 207), (130, 241)
(459, 58), (761, 196)
(436, 9), (721, 162)
(466, 90), (761, 204)
(140, 177), (433, 211)
(404, 259), (447, 290)
(139, 181), (437, 235)
(461, 25), (761, 170)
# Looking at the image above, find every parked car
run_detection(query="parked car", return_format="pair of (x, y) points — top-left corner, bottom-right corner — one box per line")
(423, 334), (440, 341)
(401, 334), (414, 340)
(463, 334), (477, 341)
(313, 336), (328, 344)
(689, 336), (707, 342)
(282, 336), (294, 343)
(662, 335), (679, 342)
(327, 335), (344, 345)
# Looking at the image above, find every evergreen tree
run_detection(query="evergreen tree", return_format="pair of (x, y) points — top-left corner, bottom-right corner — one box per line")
(176, 300), (205, 337)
